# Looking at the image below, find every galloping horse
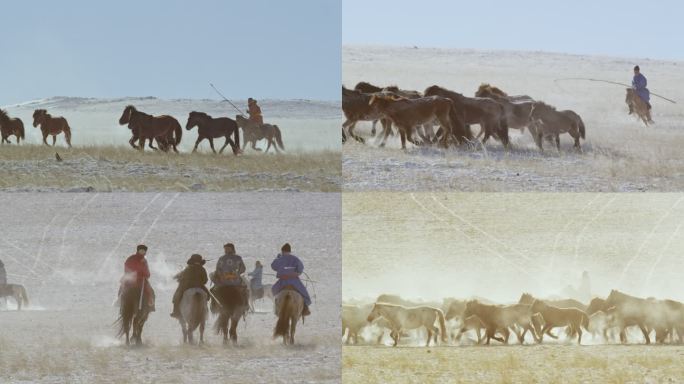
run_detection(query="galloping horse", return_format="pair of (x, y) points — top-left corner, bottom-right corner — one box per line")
(0, 284), (30, 310)
(186, 111), (240, 155)
(178, 288), (208, 344)
(528, 102), (585, 152)
(367, 302), (447, 347)
(274, 287), (304, 345)
(0, 109), (25, 144)
(118, 105), (182, 152)
(235, 115), (284, 153)
(116, 285), (150, 346)
(626, 88), (653, 126)
(211, 284), (249, 345)
(530, 299), (589, 344)
(32, 109), (72, 147)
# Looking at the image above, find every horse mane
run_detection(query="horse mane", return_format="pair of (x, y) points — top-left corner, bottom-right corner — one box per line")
(478, 83), (508, 97)
(0, 109), (8, 122)
(189, 111), (211, 119)
(384, 85), (400, 92)
(355, 81), (383, 93)
(535, 101), (557, 110)
(124, 105), (138, 112)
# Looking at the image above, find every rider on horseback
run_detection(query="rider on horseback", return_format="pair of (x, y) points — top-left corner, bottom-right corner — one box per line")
(119, 245), (155, 311)
(632, 65), (651, 111)
(248, 261), (264, 293)
(0, 259), (6, 287)
(170, 254), (210, 319)
(247, 98), (264, 125)
(211, 243), (248, 304)
(271, 243), (312, 316)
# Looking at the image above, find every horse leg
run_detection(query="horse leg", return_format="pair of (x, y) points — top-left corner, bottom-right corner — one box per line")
(289, 316), (296, 345)
(264, 138), (272, 154)
(218, 136), (231, 154)
(52, 135), (56, 146)
(640, 325), (651, 344)
(371, 120), (377, 136)
(192, 137), (203, 153)
(208, 138), (217, 154)
(426, 328), (432, 347)
(229, 317), (238, 344)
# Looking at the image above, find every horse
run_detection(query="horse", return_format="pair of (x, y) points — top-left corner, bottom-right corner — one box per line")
(353, 81), (386, 136)
(463, 300), (539, 345)
(342, 303), (374, 344)
(115, 285), (150, 346)
(248, 283), (274, 312)
(369, 92), (468, 149)
(118, 105), (182, 152)
(0, 284), (30, 310)
(366, 302), (447, 347)
(475, 84), (535, 135)
(235, 115), (284, 153)
(211, 284), (249, 345)
(626, 88), (653, 126)
(453, 315), (487, 344)
(185, 111), (240, 155)
(528, 102), (585, 152)
(605, 289), (668, 344)
(425, 85), (509, 147)
(126, 118), (177, 151)
(530, 299), (589, 344)
(32, 109), (72, 147)
(177, 288), (208, 345)
(274, 287), (304, 345)
(342, 86), (390, 144)
(0, 109), (25, 144)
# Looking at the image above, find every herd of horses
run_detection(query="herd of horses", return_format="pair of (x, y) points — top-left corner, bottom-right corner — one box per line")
(342, 81), (589, 152)
(0, 106), (285, 154)
(343, 289), (684, 347)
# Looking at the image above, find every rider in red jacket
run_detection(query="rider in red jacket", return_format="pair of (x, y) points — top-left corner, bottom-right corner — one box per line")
(119, 244), (155, 310)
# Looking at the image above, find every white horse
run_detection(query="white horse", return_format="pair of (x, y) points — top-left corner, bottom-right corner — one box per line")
(249, 283), (274, 312)
(178, 288), (208, 344)
(367, 302), (447, 347)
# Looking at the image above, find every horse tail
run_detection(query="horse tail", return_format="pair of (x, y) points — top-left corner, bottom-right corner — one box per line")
(17, 120), (25, 141)
(436, 308), (448, 342)
(274, 125), (284, 150)
(64, 121), (72, 141)
(213, 312), (229, 335)
(577, 117), (586, 139)
(173, 119), (183, 145)
(115, 289), (135, 338)
(233, 121), (241, 152)
(274, 292), (291, 338)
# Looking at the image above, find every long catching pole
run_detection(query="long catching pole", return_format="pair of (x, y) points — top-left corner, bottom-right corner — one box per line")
(554, 77), (677, 104)
(209, 83), (247, 115)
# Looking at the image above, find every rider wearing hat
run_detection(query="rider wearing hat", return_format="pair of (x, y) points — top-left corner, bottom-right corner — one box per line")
(170, 254), (210, 319)
(271, 243), (312, 316)
(247, 98), (264, 125)
(632, 65), (652, 110)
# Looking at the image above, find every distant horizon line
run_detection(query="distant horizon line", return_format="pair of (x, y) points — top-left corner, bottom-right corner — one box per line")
(342, 43), (684, 64)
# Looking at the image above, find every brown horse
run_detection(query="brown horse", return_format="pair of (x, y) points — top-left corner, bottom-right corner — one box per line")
(235, 115), (284, 153)
(118, 106), (182, 152)
(32, 109), (72, 147)
(0, 109), (25, 144)
(425, 85), (509, 147)
(626, 88), (653, 126)
(274, 287), (304, 345)
(342, 86), (390, 144)
(369, 92), (467, 149)
(126, 120), (177, 151)
(211, 285), (249, 345)
(528, 102), (585, 152)
(186, 111), (240, 155)
(475, 84), (535, 135)
(530, 299), (589, 344)
(116, 285), (150, 346)
(354, 81), (387, 136)
(605, 289), (665, 344)
(0, 284), (30, 310)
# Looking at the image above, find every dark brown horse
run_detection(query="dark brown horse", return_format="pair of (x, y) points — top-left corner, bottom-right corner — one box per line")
(369, 92), (469, 149)
(186, 111), (240, 155)
(116, 285), (150, 346)
(118, 106), (182, 152)
(211, 285), (249, 345)
(125, 119), (176, 151)
(425, 85), (509, 147)
(0, 109), (25, 144)
(32, 109), (72, 147)
(342, 86), (390, 144)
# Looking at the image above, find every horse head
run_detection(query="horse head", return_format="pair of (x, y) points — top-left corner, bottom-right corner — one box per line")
(186, 111), (209, 130)
(32, 109), (47, 127)
(119, 105), (136, 125)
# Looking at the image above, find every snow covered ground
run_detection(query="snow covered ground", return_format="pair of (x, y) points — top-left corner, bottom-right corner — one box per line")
(0, 193), (341, 383)
(343, 46), (684, 191)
